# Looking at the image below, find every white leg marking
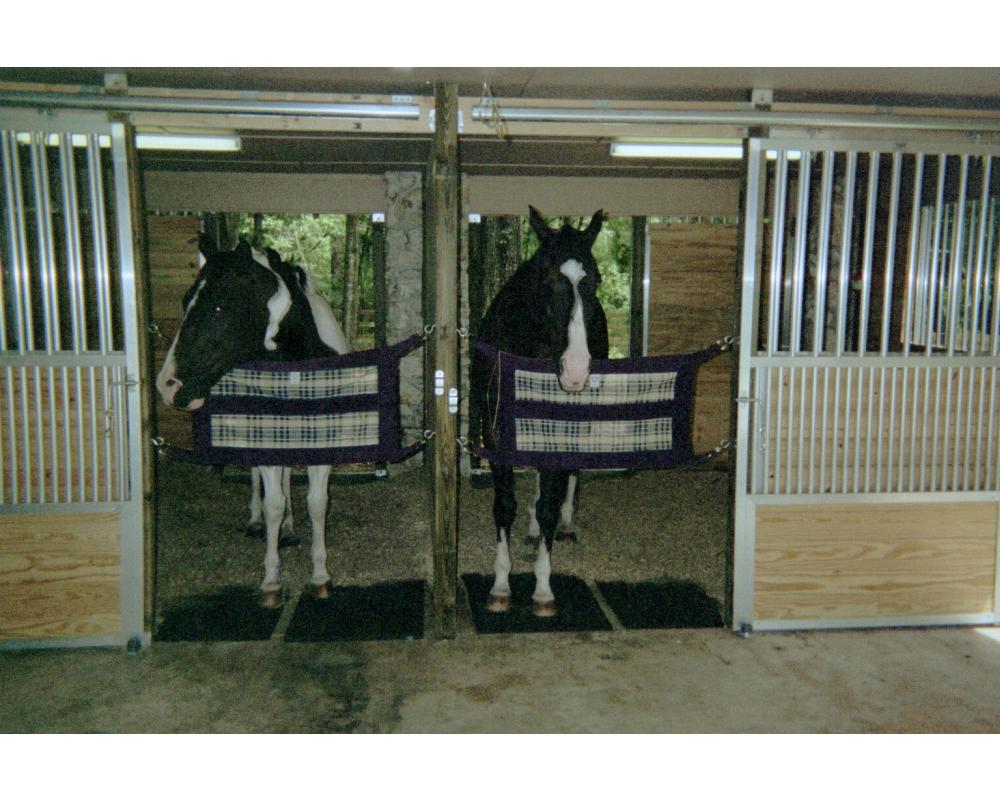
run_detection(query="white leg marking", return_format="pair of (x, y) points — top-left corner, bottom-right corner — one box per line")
(280, 467), (294, 535)
(527, 471), (541, 540)
(248, 467), (263, 526)
(306, 465), (332, 586)
(490, 528), (512, 599)
(259, 466), (285, 592)
(559, 474), (577, 531)
(532, 539), (554, 604)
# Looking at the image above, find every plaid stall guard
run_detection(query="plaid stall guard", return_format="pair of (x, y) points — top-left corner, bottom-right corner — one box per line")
(473, 339), (728, 470)
(171, 335), (424, 467)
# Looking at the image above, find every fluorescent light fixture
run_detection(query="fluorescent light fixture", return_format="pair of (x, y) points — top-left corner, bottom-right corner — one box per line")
(767, 150), (802, 161)
(134, 133), (241, 152)
(15, 132), (111, 148)
(611, 141), (743, 160)
(15, 131), (242, 152)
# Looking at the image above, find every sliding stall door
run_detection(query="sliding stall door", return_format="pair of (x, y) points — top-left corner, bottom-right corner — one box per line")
(0, 109), (145, 648)
(734, 134), (1000, 631)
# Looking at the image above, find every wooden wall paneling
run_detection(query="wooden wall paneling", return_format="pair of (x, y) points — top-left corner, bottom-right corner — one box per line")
(647, 222), (738, 455)
(147, 215), (201, 451)
(0, 512), (121, 639)
(754, 501), (998, 620)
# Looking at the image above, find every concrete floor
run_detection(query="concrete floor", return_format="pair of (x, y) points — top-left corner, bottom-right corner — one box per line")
(3, 626), (1000, 732)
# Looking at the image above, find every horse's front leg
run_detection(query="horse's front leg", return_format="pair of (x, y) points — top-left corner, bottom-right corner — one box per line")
(305, 464), (333, 599)
(532, 469), (571, 617)
(258, 465), (286, 608)
(247, 467), (264, 538)
(487, 463), (517, 612)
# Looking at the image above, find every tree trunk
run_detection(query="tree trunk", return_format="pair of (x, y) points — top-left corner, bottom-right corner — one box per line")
(342, 214), (360, 343)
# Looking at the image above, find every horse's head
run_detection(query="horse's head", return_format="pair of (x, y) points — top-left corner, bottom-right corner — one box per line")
(156, 237), (292, 411)
(528, 207), (606, 392)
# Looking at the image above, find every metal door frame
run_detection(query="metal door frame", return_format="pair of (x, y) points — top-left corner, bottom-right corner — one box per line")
(0, 108), (145, 649)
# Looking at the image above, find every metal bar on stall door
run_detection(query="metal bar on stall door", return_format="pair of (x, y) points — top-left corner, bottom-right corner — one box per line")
(768, 152), (789, 355)
(858, 154), (880, 492)
(916, 365), (928, 492)
(775, 366), (784, 494)
(961, 204), (977, 354)
(813, 152), (835, 356)
(2, 132), (20, 503)
(876, 153), (902, 492)
(836, 153), (858, 358)
(947, 157), (970, 491)
(4, 130), (35, 503)
(858, 153), (879, 357)
(963, 366), (977, 491)
(59, 135), (83, 501)
(808, 153), (835, 494)
(790, 151), (812, 356)
(28, 137), (55, 503)
(87, 135), (113, 355)
(988, 216), (1000, 492)
(88, 366), (98, 502)
(829, 153), (857, 495)
(820, 365), (830, 493)
(797, 365), (806, 493)
(971, 159), (994, 490)
(786, 363), (796, 494)
(926, 156), (947, 355)
(947, 156), (970, 357)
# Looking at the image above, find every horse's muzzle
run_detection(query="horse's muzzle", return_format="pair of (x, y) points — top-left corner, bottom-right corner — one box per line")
(559, 356), (591, 393)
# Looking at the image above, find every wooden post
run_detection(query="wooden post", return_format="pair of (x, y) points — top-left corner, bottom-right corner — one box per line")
(119, 120), (157, 636)
(425, 84), (461, 639)
(629, 216), (648, 356)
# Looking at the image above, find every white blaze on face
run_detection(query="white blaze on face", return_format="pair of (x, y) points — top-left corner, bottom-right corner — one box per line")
(559, 259), (591, 392)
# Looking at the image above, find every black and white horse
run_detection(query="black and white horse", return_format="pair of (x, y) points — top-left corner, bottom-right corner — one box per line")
(157, 238), (349, 607)
(472, 207), (608, 617)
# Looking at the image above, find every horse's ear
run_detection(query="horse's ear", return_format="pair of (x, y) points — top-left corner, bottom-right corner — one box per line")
(198, 234), (217, 260)
(265, 248), (282, 268)
(528, 206), (552, 243)
(234, 239), (252, 258)
(583, 209), (604, 247)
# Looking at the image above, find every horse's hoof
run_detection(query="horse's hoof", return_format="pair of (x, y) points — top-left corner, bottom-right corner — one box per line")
(278, 534), (301, 549)
(532, 599), (557, 618)
(260, 589), (283, 609)
(311, 580), (335, 600)
(486, 593), (510, 613)
(246, 522), (265, 540)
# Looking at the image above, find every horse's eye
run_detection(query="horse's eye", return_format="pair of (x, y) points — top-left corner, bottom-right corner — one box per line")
(212, 305), (223, 315)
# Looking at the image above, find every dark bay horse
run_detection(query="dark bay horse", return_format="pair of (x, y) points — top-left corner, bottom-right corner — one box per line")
(472, 207), (608, 616)
(156, 238), (349, 607)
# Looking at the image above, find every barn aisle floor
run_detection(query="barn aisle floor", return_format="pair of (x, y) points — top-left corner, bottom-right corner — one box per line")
(4, 626), (1000, 732)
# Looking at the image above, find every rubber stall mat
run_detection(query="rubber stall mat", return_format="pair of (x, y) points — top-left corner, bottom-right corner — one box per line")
(284, 580), (426, 642)
(155, 586), (282, 641)
(463, 573), (613, 635)
(596, 579), (724, 629)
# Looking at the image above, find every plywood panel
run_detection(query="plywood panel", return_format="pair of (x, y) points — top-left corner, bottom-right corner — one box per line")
(0, 512), (121, 639)
(647, 222), (738, 455)
(147, 214), (201, 452)
(754, 502), (998, 620)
